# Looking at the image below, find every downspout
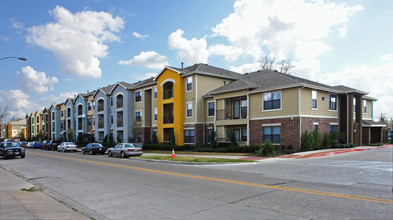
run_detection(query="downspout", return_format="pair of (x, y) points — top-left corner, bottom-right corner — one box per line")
(346, 93), (349, 145)
(298, 85), (305, 147)
(247, 93), (250, 146)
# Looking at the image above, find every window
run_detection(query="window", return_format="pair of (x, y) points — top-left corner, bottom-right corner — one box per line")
(241, 99), (247, 118)
(32, 118), (34, 123)
(241, 128), (247, 141)
(312, 90), (318, 109)
(67, 108), (71, 117)
(154, 86), (157, 98)
(329, 95), (337, 110)
(154, 108), (157, 121)
(110, 114), (113, 124)
(263, 91), (281, 110)
(263, 126), (280, 144)
(313, 125), (318, 131)
(353, 98), (356, 113)
(186, 76), (192, 91)
(208, 102), (215, 116)
(184, 130), (194, 143)
(187, 102), (192, 117)
(52, 113), (55, 120)
(87, 117), (92, 126)
(363, 100), (367, 114)
(135, 111), (142, 122)
(135, 91), (142, 102)
(88, 102), (92, 111)
(330, 125), (337, 132)
(110, 97), (113, 106)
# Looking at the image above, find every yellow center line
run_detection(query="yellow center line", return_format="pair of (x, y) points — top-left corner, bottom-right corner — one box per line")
(30, 151), (393, 204)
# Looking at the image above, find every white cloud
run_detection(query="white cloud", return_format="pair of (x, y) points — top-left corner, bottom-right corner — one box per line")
(168, 29), (209, 65)
(0, 90), (39, 120)
(26, 6), (124, 78)
(17, 66), (58, 94)
(378, 53), (393, 61)
(39, 92), (78, 109)
(132, 32), (150, 40)
(230, 62), (260, 73)
(211, 0), (363, 77)
(208, 44), (244, 63)
(0, 35), (9, 42)
(119, 51), (168, 69)
(319, 61), (393, 120)
(135, 73), (156, 81)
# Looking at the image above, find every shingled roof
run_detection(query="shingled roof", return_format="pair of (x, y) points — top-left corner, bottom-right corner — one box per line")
(157, 63), (242, 81)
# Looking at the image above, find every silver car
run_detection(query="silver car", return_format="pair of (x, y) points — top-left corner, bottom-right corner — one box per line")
(57, 142), (78, 152)
(107, 143), (143, 158)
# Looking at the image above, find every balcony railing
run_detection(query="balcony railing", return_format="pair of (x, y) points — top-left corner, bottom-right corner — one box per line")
(163, 116), (174, 124)
(216, 109), (247, 120)
(117, 120), (123, 127)
(98, 122), (104, 129)
(97, 105), (104, 112)
(163, 90), (173, 99)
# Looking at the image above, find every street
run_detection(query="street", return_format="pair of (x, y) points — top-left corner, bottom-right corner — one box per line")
(1, 148), (392, 220)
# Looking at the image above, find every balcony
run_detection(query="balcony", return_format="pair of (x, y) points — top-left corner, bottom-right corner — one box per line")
(216, 107), (247, 120)
(98, 122), (104, 129)
(163, 89), (173, 99)
(163, 116), (174, 124)
(117, 119), (123, 127)
(117, 111), (123, 127)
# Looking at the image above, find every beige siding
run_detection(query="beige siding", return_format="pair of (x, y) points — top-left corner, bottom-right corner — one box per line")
(249, 87), (299, 118)
(363, 99), (373, 119)
(184, 75), (195, 123)
(195, 74), (235, 122)
(300, 88), (338, 117)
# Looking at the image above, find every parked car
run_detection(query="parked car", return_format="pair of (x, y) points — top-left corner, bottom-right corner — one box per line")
(82, 143), (107, 155)
(0, 142), (25, 159)
(19, 141), (28, 148)
(107, 143), (143, 158)
(57, 142), (78, 152)
(32, 141), (42, 149)
(26, 142), (34, 148)
(44, 140), (62, 151)
(41, 140), (50, 150)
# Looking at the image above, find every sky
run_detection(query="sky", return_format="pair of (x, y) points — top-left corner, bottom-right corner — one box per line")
(0, 0), (392, 122)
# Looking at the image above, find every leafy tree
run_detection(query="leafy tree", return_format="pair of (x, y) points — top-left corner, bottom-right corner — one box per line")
(209, 129), (217, 148)
(151, 132), (158, 144)
(170, 129), (175, 145)
(227, 129), (238, 146)
(108, 133), (114, 143)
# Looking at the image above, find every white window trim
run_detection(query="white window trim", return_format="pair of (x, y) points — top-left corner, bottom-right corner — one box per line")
(96, 98), (105, 112)
(262, 90), (283, 112)
(312, 90), (318, 110)
(363, 100), (367, 114)
(183, 129), (194, 144)
(328, 94), (338, 112)
(115, 92), (124, 108)
(135, 110), (142, 121)
(186, 76), (193, 92)
(207, 101), (215, 117)
(186, 102), (193, 118)
(154, 107), (157, 121)
(135, 90), (142, 103)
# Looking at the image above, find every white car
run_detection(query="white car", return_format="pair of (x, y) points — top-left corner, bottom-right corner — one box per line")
(26, 142), (34, 148)
(57, 142), (78, 152)
(107, 143), (143, 158)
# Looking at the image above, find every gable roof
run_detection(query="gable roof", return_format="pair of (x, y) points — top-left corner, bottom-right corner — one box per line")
(154, 63), (241, 81)
(110, 78), (156, 94)
(93, 83), (117, 98)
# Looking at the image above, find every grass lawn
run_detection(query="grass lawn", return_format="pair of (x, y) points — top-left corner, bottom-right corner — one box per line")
(139, 156), (254, 163)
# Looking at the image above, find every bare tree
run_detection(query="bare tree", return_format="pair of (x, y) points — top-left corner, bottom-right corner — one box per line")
(0, 106), (9, 124)
(259, 56), (294, 74)
(259, 56), (275, 71)
(277, 59), (294, 74)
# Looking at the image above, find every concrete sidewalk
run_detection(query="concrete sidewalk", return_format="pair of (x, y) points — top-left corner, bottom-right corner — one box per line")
(0, 166), (90, 220)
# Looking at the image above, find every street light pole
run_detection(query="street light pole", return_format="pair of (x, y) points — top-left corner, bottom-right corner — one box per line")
(0, 57), (27, 61)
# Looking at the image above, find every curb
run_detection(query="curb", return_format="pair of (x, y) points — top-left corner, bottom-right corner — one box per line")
(129, 157), (257, 165)
(303, 145), (392, 159)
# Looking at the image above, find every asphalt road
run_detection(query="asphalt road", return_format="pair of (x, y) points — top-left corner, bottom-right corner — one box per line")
(1, 148), (392, 220)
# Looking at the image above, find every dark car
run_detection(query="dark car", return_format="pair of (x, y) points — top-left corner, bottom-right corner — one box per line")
(41, 140), (50, 150)
(82, 143), (107, 155)
(44, 140), (62, 151)
(0, 142), (25, 159)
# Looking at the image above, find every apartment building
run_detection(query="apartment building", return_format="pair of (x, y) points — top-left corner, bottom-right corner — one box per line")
(24, 63), (384, 147)
(25, 113), (31, 140)
(43, 107), (51, 140)
(4, 118), (26, 140)
(75, 91), (95, 139)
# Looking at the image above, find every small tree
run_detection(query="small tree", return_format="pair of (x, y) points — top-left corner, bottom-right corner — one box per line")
(227, 129), (238, 146)
(103, 134), (108, 143)
(209, 129), (217, 148)
(151, 132), (158, 144)
(312, 128), (321, 149)
(170, 130), (176, 145)
(66, 129), (75, 142)
(108, 133), (114, 143)
(117, 134), (122, 143)
(132, 121), (143, 143)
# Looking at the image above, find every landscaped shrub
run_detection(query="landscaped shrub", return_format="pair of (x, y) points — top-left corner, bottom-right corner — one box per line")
(209, 129), (217, 148)
(301, 131), (313, 151)
(151, 132), (158, 144)
(256, 142), (277, 157)
(322, 133), (332, 148)
(227, 129), (238, 147)
(170, 130), (175, 146)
